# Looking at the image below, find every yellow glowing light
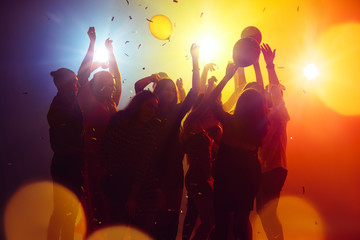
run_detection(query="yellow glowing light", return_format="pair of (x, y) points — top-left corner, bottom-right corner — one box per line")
(94, 45), (109, 63)
(88, 225), (152, 240)
(304, 64), (319, 80)
(314, 22), (360, 115)
(199, 37), (218, 62)
(149, 15), (173, 40)
(252, 196), (325, 240)
(4, 181), (86, 240)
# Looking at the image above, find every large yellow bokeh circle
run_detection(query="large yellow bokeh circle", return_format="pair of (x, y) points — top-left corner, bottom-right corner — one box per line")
(149, 15), (173, 40)
(315, 22), (360, 116)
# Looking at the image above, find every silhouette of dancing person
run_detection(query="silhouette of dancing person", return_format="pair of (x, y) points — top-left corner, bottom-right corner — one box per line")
(99, 90), (161, 236)
(256, 44), (290, 240)
(77, 26), (122, 233)
(47, 68), (84, 240)
(134, 43), (201, 240)
(209, 62), (268, 240)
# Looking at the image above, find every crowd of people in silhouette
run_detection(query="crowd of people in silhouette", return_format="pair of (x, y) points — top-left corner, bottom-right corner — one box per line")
(47, 26), (289, 240)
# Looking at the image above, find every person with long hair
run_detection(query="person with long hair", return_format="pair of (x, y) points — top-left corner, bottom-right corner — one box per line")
(256, 44), (290, 240)
(99, 90), (161, 235)
(134, 43), (201, 239)
(208, 62), (268, 240)
(77, 26), (122, 233)
(47, 68), (84, 240)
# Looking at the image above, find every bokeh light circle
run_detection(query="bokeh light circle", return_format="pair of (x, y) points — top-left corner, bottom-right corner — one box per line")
(87, 225), (153, 240)
(314, 22), (360, 116)
(4, 181), (86, 240)
(149, 15), (173, 40)
(252, 196), (325, 240)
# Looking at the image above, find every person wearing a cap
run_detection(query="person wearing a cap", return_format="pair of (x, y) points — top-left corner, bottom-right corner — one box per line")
(256, 44), (290, 240)
(77, 26), (122, 233)
(47, 68), (84, 240)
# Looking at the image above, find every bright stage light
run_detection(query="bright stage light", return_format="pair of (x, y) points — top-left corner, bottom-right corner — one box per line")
(94, 45), (109, 63)
(304, 64), (319, 80)
(199, 37), (218, 62)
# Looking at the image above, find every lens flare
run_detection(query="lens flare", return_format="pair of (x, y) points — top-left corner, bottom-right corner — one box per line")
(304, 64), (319, 80)
(94, 45), (109, 63)
(199, 37), (218, 62)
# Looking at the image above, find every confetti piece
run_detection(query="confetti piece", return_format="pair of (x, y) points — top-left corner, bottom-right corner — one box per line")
(315, 220), (318, 225)
(142, 67), (145, 70)
(111, 16), (114, 21)
(146, 18), (153, 22)
(22, 92), (28, 95)
(290, 137), (293, 140)
(303, 90), (306, 94)
(124, 53), (129, 56)
(126, 0), (129, 5)
(297, 6), (299, 12)
(277, 66), (284, 69)
(302, 186), (305, 194)
(162, 42), (167, 46)
(125, 41), (129, 44)
(200, 12), (204, 18)
(129, 16), (132, 20)
(138, 44), (141, 49)
(173, 0), (178, 2)
(263, 7), (266, 12)
(145, 6), (148, 10)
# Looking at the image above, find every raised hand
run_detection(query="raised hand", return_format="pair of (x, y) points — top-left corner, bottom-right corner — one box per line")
(190, 43), (200, 61)
(176, 78), (184, 89)
(105, 38), (114, 52)
(225, 62), (238, 80)
(87, 26), (96, 42)
(204, 63), (217, 72)
(261, 43), (276, 66)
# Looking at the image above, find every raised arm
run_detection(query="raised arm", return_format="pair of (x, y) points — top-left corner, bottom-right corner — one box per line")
(253, 59), (264, 90)
(134, 74), (159, 94)
(200, 63), (217, 94)
(261, 43), (279, 85)
(176, 78), (186, 102)
(190, 43), (201, 94)
(78, 27), (96, 87)
(105, 38), (122, 106)
(207, 62), (237, 122)
(223, 67), (246, 112)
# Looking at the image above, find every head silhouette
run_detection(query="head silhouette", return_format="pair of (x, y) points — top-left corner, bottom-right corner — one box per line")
(154, 78), (178, 106)
(234, 88), (268, 146)
(124, 90), (159, 123)
(50, 68), (79, 96)
(90, 71), (116, 103)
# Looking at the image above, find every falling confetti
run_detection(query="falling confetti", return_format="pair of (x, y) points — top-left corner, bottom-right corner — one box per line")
(145, 6), (148, 10)
(302, 186), (305, 194)
(138, 44), (141, 50)
(125, 41), (129, 44)
(162, 42), (167, 46)
(142, 67), (145, 70)
(263, 7), (266, 12)
(277, 66), (284, 69)
(173, 0), (178, 2)
(303, 90), (306, 94)
(124, 53), (129, 56)
(111, 16), (114, 21)
(22, 92), (28, 95)
(126, 0), (129, 5)
(129, 16), (132, 20)
(200, 12), (204, 18)
(297, 6), (300, 12)
(146, 18), (153, 22)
